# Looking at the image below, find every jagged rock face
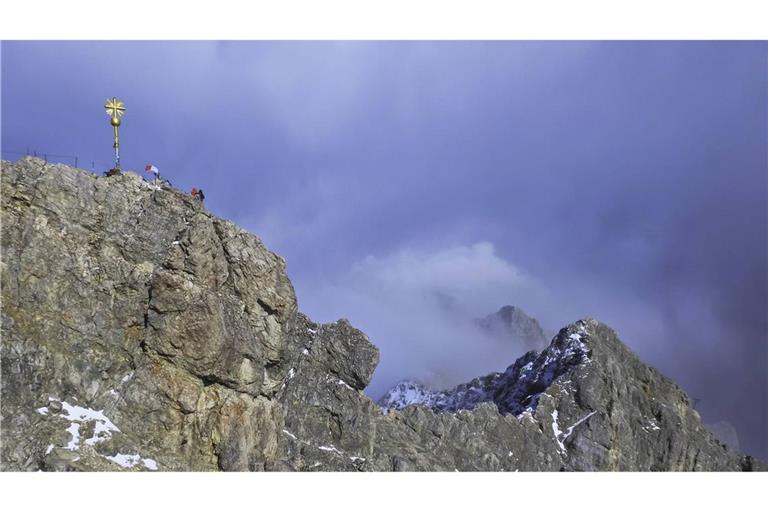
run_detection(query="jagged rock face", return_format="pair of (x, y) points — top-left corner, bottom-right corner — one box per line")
(475, 305), (548, 351)
(378, 321), (764, 471)
(1, 158), (294, 471)
(1, 158), (763, 472)
(705, 421), (741, 451)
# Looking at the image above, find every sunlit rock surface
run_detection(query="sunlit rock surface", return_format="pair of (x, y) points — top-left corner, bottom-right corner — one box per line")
(2, 157), (763, 471)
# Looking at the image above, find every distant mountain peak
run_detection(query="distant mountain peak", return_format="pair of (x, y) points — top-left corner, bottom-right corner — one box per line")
(475, 304), (548, 351)
(379, 319), (593, 415)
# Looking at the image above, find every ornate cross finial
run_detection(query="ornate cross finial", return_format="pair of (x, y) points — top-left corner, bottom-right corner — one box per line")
(105, 97), (126, 119)
(104, 97), (125, 172)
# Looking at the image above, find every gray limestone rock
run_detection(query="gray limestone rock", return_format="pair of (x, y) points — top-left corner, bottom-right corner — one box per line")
(1, 157), (763, 472)
(705, 421), (741, 451)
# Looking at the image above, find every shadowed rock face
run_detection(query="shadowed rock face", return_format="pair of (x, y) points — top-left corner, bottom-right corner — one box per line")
(1, 157), (763, 472)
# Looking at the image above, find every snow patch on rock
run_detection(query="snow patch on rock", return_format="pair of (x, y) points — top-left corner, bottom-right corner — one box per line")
(36, 398), (121, 452)
(104, 453), (159, 470)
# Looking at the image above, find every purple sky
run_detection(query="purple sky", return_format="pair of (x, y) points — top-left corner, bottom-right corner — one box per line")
(2, 41), (766, 458)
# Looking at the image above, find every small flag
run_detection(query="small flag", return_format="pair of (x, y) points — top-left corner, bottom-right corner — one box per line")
(144, 164), (159, 175)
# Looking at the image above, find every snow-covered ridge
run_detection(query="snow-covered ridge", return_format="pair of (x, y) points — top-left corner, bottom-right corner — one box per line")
(378, 320), (593, 416)
(377, 381), (445, 413)
(378, 373), (500, 414)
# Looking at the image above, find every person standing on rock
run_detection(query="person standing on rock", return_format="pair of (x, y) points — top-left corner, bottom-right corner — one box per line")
(189, 187), (205, 205)
(144, 164), (160, 185)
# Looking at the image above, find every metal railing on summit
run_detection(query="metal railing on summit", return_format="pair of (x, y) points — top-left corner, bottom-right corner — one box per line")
(1, 149), (114, 171)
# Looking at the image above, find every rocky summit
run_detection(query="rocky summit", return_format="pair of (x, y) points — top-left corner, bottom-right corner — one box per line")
(1, 157), (764, 471)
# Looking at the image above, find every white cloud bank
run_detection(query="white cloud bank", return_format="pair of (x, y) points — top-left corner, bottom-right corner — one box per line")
(298, 242), (548, 397)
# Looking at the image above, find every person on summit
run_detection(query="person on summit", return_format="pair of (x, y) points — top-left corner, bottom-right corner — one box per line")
(144, 164), (160, 185)
(190, 187), (205, 205)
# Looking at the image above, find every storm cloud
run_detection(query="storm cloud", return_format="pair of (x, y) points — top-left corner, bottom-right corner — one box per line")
(2, 41), (766, 458)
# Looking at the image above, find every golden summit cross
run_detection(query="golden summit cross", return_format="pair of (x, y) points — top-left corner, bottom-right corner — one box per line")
(104, 97), (125, 118)
(104, 97), (125, 172)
